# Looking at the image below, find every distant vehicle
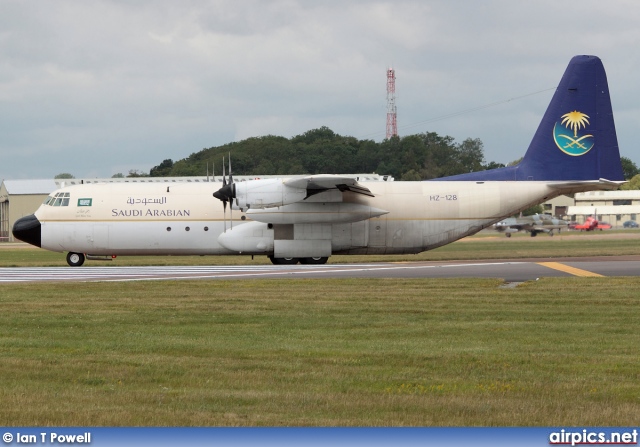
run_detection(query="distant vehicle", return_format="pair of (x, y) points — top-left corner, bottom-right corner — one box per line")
(494, 213), (568, 237)
(623, 220), (639, 228)
(574, 216), (611, 231)
(568, 221), (579, 230)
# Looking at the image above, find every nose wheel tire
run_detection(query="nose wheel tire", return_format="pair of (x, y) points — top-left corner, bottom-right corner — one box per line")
(66, 252), (85, 267)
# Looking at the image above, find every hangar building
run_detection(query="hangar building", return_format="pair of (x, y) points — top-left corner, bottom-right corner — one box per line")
(568, 190), (640, 226)
(1, 179), (58, 242)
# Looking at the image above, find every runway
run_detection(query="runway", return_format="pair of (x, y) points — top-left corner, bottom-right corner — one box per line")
(1, 256), (638, 283)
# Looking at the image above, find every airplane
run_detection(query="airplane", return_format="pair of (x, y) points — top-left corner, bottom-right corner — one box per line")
(13, 55), (625, 266)
(494, 213), (568, 237)
(573, 215), (612, 231)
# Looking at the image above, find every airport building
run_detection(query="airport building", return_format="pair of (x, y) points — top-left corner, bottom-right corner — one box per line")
(567, 190), (640, 226)
(1, 179), (58, 242)
(542, 190), (640, 226)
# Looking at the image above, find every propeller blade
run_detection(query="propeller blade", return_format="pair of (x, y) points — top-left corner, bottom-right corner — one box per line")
(228, 154), (233, 229)
(222, 156), (227, 187)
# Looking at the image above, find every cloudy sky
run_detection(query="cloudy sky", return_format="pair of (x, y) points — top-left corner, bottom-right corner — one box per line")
(1, 0), (639, 180)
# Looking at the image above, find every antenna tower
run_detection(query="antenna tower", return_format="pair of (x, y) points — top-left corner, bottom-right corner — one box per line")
(386, 67), (398, 139)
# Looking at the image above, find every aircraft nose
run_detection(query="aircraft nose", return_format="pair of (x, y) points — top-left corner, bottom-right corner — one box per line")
(12, 214), (41, 248)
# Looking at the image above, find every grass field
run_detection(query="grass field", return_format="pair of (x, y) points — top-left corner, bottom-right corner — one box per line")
(2, 278), (640, 426)
(1, 232), (640, 426)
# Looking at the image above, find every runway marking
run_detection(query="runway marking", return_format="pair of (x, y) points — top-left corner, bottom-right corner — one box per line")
(536, 262), (604, 277)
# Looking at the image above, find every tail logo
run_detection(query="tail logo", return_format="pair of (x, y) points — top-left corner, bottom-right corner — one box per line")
(553, 111), (594, 156)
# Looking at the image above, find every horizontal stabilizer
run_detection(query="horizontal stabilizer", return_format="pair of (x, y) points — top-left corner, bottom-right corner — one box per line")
(547, 178), (626, 191)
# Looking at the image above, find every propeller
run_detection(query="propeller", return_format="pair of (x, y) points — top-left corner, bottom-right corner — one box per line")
(213, 155), (235, 231)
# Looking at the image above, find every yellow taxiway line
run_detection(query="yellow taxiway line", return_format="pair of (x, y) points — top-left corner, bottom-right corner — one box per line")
(537, 262), (604, 277)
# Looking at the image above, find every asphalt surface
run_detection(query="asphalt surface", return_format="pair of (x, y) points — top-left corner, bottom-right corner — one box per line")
(1, 256), (639, 283)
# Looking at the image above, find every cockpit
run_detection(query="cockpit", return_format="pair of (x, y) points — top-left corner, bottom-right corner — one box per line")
(43, 192), (70, 207)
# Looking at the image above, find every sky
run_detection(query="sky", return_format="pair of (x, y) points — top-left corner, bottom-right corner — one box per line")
(1, 0), (639, 181)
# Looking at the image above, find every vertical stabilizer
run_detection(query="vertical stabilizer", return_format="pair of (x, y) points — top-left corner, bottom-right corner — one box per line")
(438, 56), (623, 182)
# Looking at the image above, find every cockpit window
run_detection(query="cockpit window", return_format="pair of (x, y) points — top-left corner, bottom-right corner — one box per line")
(45, 192), (71, 207)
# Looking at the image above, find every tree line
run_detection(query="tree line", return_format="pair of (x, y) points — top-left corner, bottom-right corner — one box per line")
(148, 127), (506, 180)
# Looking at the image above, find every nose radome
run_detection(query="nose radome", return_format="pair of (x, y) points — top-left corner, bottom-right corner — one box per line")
(12, 214), (41, 248)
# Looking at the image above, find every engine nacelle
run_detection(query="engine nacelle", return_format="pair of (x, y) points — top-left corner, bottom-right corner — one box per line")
(217, 221), (274, 253)
(233, 179), (307, 210)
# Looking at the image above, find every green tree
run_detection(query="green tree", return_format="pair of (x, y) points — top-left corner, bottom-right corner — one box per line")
(400, 169), (422, 181)
(620, 156), (639, 180)
(455, 138), (485, 174)
(150, 159), (174, 177)
(484, 161), (506, 170)
(127, 169), (149, 178)
(620, 174), (640, 190)
(522, 204), (544, 216)
(54, 173), (75, 179)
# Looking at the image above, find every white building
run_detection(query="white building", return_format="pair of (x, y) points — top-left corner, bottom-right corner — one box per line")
(567, 190), (640, 226)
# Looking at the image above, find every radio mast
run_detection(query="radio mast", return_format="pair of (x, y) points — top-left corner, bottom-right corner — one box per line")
(386, 67), (398, 139)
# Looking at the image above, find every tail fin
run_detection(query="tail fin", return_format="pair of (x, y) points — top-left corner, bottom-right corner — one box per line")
(439, 55), (623, 182)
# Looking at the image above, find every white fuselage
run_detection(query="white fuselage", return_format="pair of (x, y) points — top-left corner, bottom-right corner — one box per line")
(33, 180), (560, 257)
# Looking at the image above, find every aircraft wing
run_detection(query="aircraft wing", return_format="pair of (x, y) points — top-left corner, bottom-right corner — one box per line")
(284, 175), (375, 197)
(215, 175), (375, 210)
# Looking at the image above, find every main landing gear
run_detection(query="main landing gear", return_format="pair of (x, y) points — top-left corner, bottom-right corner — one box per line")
(268, 256), (328, 265)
